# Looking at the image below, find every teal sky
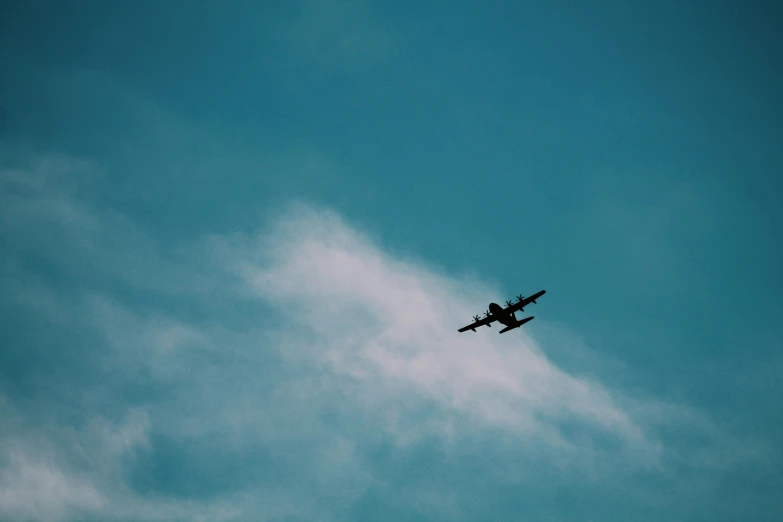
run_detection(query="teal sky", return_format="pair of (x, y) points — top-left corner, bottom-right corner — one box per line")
(1, 1), (782, 521)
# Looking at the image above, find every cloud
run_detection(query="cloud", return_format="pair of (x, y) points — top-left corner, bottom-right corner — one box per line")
(0, 397), (251, 522)
(214, 204), (661, 459)
(0, 150), (772, 521)
(0, 401), (141, 522)
(0, 448), (105, 522)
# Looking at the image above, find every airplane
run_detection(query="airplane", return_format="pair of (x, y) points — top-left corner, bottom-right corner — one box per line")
(457, 289), (546, 334)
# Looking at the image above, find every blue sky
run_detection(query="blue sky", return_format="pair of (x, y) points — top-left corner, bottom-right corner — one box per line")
(1, 1), (782, 520)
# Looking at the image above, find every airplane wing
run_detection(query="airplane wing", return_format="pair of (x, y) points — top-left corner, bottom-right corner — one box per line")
(506, 289), (546, 313)
(457, 314), (498, 332)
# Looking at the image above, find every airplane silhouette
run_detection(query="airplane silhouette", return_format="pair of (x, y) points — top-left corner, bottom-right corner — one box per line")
(458, 290), (545, 334)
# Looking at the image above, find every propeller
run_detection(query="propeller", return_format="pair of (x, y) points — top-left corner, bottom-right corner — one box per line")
(516, 294), (525, 302)
(472, 314), (481, 322)
(505, 300), (514, 307)
(484, 310), (491, 318)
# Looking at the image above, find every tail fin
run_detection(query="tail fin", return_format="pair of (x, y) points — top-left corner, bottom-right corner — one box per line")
(499, 316), (534, 334)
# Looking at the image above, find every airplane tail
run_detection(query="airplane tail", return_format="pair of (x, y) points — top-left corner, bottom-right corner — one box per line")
(499, 316), (534, 334)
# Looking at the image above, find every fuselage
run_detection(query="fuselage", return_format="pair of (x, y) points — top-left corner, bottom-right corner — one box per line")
(488, 302), (515, 326)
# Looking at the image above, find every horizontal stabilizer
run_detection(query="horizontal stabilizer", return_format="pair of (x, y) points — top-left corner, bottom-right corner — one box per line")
(499, 316), (534, 334)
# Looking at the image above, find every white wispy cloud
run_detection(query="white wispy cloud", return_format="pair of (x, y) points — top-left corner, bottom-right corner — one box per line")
(0, 451), (105, 522)
(0, 401), (140, 522)
(0, 396), (251, 522)
(214, 204), (660, 458)
(0, 145), (769, 520)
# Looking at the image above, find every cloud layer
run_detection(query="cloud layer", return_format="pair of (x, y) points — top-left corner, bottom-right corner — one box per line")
(221, 205), (660, 456)
(0, 150), (771, 521)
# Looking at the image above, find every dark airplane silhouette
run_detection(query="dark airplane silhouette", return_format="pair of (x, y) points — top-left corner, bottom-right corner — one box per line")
(458, 289), (545, 334)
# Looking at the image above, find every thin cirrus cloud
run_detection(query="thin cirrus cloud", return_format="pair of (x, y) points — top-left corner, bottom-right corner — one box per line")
(219, 204), (662, 458)
(0, 151), (758, 520)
